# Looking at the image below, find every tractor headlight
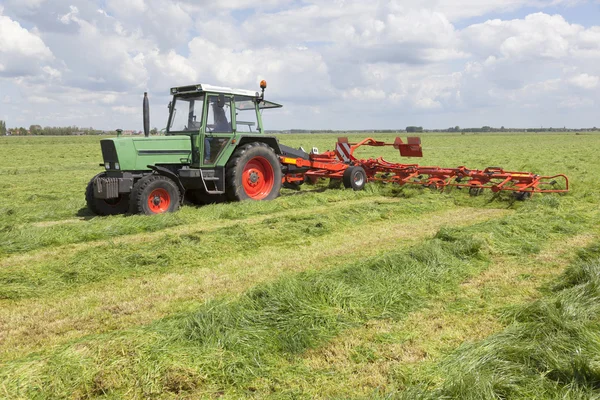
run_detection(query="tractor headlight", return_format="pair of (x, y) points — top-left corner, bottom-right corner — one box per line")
(114, 162), (120, 170)
(105, 162), (110, 169)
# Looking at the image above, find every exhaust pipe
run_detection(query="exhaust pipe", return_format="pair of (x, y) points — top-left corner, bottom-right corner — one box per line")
(143, 92), (150, 137)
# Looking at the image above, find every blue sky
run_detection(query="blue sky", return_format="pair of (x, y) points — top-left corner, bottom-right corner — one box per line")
(0, 0), (599, 131)
(454, 2), (600, 28)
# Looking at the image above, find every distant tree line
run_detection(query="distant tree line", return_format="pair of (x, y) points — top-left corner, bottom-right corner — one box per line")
(2, 122), (598, 136)
(268, 126), (599, 134)
(5, 125), (116, 136)
(432, 126), (599, 133)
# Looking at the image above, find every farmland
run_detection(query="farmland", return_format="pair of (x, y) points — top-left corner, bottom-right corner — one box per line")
(1, 132), (600, 399)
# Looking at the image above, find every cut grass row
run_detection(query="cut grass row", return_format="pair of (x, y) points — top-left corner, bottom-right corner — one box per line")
(2, 178), (517, 259)
(0, 191), (453, 300)
(0, 206), (503, 362)
(259, 233), (595, 398)
(0, 196), (594, 398)
(0, 190), (415, 263)
(392, 242), (600, 399)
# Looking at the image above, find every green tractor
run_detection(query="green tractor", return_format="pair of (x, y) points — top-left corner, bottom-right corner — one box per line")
(86, 81), (307, 215)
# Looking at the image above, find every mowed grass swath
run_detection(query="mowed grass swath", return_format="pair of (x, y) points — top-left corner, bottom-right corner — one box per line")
(0, 132), (599, 398)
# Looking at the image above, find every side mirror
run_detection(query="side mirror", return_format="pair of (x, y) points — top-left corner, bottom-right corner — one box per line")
(167, 101), (172, 111)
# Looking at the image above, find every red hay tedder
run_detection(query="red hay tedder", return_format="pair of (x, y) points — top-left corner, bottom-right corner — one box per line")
(280, 137), (569, 199)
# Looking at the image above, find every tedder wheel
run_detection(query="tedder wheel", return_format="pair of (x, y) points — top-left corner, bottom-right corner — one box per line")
(513, 191), (532, 201)
(225, 142), (282, 201)
(469, 187), (483, 197)
(343, 166), (367, 191)
(85, 173), (130, 216)
(129, 175), (181, 215)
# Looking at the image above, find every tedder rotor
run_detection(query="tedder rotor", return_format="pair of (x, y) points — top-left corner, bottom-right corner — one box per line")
(86, 81), (569, 216)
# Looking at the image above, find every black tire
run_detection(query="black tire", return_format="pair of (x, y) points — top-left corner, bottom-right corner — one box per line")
(185, 189), (228, 205)
(513, 191), (532, 201)
(129, 175), (181, 215)
(469, 187), (483, 197)
(225, 142), (282, 201)
(342, 166), (367, 191)
(85, 173), (130, 216)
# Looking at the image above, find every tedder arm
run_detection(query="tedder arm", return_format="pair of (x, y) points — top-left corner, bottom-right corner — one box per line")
(280, 137), (569, 196)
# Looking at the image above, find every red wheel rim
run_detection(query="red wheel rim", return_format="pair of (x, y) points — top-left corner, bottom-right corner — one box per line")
(242, 156), (274, 200)
(147, 188), (171, 213)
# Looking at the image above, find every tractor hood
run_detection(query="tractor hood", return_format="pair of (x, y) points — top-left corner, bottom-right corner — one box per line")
(100, 135), (192, 171)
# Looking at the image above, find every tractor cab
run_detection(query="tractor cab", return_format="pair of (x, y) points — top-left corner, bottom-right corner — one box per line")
(166, 83), (282, 168)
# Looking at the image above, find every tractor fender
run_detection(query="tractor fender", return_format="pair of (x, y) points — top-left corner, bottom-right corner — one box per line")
(147, 165), (186, 200)
(236, 135), (281, 154)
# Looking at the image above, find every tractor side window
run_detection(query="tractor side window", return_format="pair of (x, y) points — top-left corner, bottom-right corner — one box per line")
(206, 96), (232, 133)
(234, 96), (259, 133)
(169, 95), (204, 133)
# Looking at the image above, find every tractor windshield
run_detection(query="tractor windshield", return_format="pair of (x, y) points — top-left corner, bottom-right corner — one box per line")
(168, 94), (204, 133)
(235, 96), (259, 133)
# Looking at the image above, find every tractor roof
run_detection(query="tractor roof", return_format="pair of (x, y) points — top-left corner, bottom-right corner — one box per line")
(170, 83), (282, 109)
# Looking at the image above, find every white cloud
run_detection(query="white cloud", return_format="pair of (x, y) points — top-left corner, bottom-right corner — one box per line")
(28, 95), (53, 103)
(112, 105), (138, 114)
(59, 5), (80, 24)
(0, 14), (53, 76)
(569, 73), (599, 89)
(42, 66), (61, 79)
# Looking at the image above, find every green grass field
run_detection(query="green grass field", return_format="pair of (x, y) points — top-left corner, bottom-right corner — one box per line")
(1, 133), (599, 399)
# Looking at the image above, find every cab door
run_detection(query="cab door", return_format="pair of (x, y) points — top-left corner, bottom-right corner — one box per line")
(201, 94), (235, 166)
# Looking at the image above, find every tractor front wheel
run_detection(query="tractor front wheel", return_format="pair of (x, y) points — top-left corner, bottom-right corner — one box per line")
(226, 143), (282, 201)
(343, 166), (367, 191)
(85, 173), (130, 216)
(129, 175), (181, 215)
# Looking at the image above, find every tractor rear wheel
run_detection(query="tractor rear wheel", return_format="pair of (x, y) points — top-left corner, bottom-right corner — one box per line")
(343, 166), (367, 191)
(225, 143), (282, 201)
(85, 173), (130, 216)
(129, 175), (181, 215)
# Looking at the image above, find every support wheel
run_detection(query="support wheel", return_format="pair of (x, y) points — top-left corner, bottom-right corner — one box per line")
(343, 166), (367, 191)
(85, 173), (129, 216)
(129, 175), (181, 215)
(226, 143), (282, 201)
